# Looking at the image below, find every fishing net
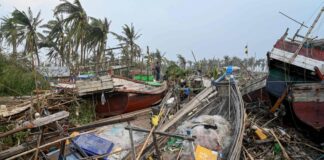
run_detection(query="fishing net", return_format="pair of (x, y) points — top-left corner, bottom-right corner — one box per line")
(177, 115), (232, 157)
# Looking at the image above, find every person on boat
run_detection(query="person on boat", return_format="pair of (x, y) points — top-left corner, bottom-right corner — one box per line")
(155, 61), (161, 81)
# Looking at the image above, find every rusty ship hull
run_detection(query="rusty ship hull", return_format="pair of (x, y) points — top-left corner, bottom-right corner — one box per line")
(266, 34), (324, 132)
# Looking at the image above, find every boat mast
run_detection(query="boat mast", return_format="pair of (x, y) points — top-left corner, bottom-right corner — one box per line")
(289, 7), (324, 63)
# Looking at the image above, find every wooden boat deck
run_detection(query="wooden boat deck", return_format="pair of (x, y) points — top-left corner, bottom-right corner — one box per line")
(113, 77), (167, 94)
(76, 75), (114, 96)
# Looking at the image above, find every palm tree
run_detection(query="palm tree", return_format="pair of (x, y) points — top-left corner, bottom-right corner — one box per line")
(260, 58), (266, 71)
(40, 16), (67, 66)
(177, 54), (186, 69)
(223, 55), (230, 66)
(232, 56), (241, 66)
(54, 0), (88, 65)
(187, 60), (193, 69)
(0, 30), (2, 53)
(111, 23), (141, 66)
(11, 8), (43, 65)
(86, 17), (110, 75)
(152, 49), (162, 64)
(0, 16), (24, 58)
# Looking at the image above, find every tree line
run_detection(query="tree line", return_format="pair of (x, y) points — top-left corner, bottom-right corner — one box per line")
(0, 0), (165, 75)
(0, 0), (266, 78)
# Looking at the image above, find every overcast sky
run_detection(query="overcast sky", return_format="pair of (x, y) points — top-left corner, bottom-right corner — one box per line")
(1, 0), (324, 61)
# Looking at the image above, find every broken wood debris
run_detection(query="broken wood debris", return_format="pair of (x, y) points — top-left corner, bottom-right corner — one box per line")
(243, 103), (324, 159)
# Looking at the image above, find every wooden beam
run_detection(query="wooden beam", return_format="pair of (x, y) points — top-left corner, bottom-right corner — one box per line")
(270, 89), (288, 113)
(0, 111), (69, 138)
(125, 126), (195, 141)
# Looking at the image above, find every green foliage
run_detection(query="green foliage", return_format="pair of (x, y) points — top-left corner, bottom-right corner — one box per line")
(69, 101), (95, 125)
(11, 7), (43, 64)
(211, 66), (218, 79)
(0, 54), (49, 96)
(165, 63), (186, 80)
(0, 125), (28, 147)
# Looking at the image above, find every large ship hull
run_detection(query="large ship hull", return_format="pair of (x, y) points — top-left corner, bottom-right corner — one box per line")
(266, 38), (324, 132)
(290, 83), (324, 131)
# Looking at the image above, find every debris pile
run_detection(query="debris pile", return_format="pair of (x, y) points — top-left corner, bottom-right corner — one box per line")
(242, 104), (324, 160)
(162, 115), (232, 160)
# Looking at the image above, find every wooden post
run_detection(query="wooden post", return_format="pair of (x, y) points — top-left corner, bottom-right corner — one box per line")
(33, 128), (43, 160)
(270, 89), (288, 113)
(289, 7), (324, 63)
(128, 122), (136, 160)
(152, 133), (161, 160)
(58, 139), (66, 160)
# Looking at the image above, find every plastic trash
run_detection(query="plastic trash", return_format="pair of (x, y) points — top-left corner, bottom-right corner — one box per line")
(101, 92), (106, 105)
(72, 133), (114, 159)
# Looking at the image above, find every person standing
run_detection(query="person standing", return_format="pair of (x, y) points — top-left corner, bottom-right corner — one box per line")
(155, 61), (161, 81)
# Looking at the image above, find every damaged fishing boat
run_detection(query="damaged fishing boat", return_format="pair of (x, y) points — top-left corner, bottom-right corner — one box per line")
(241, 75), (270, 105)
(76, 75), (168, 117)
(134, 67), (245, 160)
(96, 76), (167, 117)
(266, 8), (324, 132)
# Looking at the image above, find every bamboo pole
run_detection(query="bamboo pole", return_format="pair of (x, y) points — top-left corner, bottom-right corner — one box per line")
(270, 130), (291, 160)
(135, 90), (172, 160)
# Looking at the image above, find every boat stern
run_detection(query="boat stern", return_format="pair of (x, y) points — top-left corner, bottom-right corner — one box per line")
(291, 83), (324, 131)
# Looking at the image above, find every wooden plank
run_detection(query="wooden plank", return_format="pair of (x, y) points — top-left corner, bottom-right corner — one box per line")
(0, 144), (28, 159)
(1, 92), (52, 118)
(31, 111), (69, 127)
(271, 48), (324, 72)
(159, 87), (214, 132)
(76, 76), (114, 95)
(241, 77), (267, 95)
(0, 111), (69, 138)
(292, 83), (324, 102)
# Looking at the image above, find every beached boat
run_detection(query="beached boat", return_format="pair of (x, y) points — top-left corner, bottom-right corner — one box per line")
(76, 75), (168, 117)
(94, 76), (168, 117)
(266, 8), (324, 132)
(241, 76), (271, 105)
(135, 69), (245, 160)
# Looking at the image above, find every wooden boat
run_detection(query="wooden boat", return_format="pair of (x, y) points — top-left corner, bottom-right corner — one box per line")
(95, 76), (168, 117)
(76, 75), (168, 117)
(241, 75), (270, 105)
(290, 83), (324, 131)
(266, 9), (324, 132)
(136, 71), (245, 160)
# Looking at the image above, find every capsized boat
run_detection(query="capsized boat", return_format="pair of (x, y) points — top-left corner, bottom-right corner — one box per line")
(266, 8), (324, 132)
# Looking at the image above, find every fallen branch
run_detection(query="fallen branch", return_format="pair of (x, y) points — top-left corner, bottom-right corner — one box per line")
(243, 146), (254, 160)
(286, 141), (324, 153)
